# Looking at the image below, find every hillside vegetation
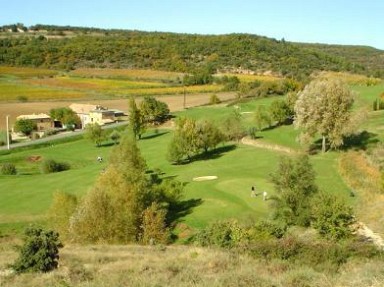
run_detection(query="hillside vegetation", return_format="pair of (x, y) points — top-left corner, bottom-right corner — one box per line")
(1, 24), (384, 78)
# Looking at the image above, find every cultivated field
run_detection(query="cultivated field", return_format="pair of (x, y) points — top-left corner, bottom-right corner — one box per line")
(0, 92), (236, 130)
(70, 68), (183, 81)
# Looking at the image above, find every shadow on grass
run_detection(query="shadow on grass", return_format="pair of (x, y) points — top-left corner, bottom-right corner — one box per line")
(342, 131), (379, 150)
(140, 130), (169, 140)
(174, 144), (237, 165)
(307, 131), (379, 154)
(167, 198), (203, 226)
(98, 142), (116, 148)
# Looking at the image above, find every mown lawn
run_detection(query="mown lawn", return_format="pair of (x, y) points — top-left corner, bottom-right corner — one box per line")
(1, 83), (381, 234)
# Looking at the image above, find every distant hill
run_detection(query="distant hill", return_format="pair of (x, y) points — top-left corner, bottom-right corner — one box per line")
(1, 24), (383, 78)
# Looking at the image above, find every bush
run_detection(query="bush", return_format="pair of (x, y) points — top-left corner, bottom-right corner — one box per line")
(209, 94), (221, 105)
(41, 159), (70, 173)
(311, 192), (355, 240)
(11, 227), (63, 273)
(1, 163), (17, 175)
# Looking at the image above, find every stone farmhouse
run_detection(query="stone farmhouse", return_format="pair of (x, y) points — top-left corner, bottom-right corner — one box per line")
(69, 103), (125, 128)
(16, 113), (53, 131)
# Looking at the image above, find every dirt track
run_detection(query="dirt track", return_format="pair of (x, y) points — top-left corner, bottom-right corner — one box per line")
(0, 92), (236, 130)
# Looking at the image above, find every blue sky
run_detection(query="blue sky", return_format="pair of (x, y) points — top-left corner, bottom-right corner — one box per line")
(1, 0), (383, 49)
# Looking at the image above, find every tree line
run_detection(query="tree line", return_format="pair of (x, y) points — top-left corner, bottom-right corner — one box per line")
(1, 26), (383, 78)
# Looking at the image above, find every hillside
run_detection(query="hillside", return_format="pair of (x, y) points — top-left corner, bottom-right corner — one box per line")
(1, 24), (384, 78)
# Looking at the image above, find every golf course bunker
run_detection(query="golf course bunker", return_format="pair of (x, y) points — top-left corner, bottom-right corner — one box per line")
(193, 176), (218, 182)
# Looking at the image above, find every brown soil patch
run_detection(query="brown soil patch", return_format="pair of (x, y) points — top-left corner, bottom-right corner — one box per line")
(27, 155), (41, 162)
(241, 137), (298, 154)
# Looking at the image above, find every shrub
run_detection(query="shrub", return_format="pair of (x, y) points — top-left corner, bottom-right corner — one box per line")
(209, 94), (221, 105)
(11, 227), (63, 273)
(41, 159), (70, 173)
(17, 95), (28, 102)
(193, 220), (249, 248)
(311, 192), (355, 240)
(1, 162), (17, 175)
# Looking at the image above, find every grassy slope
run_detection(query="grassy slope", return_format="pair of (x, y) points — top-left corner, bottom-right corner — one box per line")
(0, 83), (381, 234)
(0, 105), (350, 234)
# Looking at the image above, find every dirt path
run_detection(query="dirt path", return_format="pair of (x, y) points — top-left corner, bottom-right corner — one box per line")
(241, 136), (298, 154)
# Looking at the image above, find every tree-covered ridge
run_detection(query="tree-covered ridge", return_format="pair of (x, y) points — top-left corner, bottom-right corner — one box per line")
(297, 43), (384, 78)
(1, 24), (383, 78)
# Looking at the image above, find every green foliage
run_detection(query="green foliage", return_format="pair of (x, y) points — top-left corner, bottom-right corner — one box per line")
(14, 118), (37, 136)
(193, 220), (287, 248)
(1, 162), (17, 175)
(70, 133), (182, 244)
(221, 108), (246, 141)
(1, 28), (381, 78)
(11, 227), (63, 273)
(193, 220), (249, 248)
(41, 159), (70, 173)
(128, 97), (146, 139)
(209, 94), (221, 105)
(50, 107), (81, 130)
(84, 123), (104, 146)
(254, 106), (272, 131)
(269, 99), (291, 125)
(140, 96), (170, 125)
(270, 155), (318, 226)
(311, 192), (355, 240)
(17, 95), (28, 102)
(109, 130), (121, 144)
(219, 75), (240, 91)
(183, 68), (214, 85)
(167, 117), (224, 164)
(294, 78), (355, 152)
(47, 191), (78, 241)
(372, 98), (384, 111)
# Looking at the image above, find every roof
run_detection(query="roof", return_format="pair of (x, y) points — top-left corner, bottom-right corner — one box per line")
(69, 103), (98, 114)
(17, 113), (51, 120)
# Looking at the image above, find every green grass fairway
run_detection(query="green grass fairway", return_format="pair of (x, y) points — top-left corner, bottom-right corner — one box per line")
(1, 84), (381, 235)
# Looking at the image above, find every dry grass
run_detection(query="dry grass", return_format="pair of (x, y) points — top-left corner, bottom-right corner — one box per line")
(1, 244), (383, 287)
(339, 151), (384, 236)
(23, 76), (167, 91)
(315, 71), (382, 85)
(0, 66), (59, 78)
(70, 68), (183, 81)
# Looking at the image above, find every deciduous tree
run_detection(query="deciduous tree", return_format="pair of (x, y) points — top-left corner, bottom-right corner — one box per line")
(129, 97), (146, 139)
(294, 79), (354, 152)
(84, 123), (104, 147)
(140, 96), (170, 125)
(271, 155), (318, 226)
(14, 118), (37, 136)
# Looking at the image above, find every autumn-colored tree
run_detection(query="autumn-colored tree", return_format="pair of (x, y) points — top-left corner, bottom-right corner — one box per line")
(47, 191), (77, 241)
(140, 202), (169, 245)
